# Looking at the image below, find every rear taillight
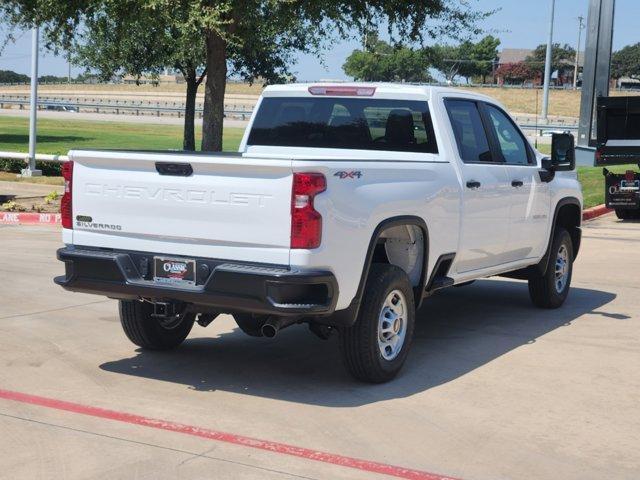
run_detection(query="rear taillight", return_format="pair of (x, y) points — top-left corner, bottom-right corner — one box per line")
(595, 148), (603, 163)
(61, 161), (74, 229)
(291, 172), (326, 249)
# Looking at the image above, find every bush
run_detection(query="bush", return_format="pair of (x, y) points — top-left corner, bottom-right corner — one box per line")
(0, 158), (62, 176)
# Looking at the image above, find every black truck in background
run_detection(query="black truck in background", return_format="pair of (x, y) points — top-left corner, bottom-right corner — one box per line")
(595, 96), (640, 220)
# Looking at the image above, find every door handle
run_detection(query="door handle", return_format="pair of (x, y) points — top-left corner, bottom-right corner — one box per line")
(466, 180), (481, 189)
(511, 180), (524, 187)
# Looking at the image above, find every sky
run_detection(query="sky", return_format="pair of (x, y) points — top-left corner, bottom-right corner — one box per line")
(1, 0), (639, 81)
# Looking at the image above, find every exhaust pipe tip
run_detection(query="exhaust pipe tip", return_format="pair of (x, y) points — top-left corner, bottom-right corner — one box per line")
(261, 323), (278, 338)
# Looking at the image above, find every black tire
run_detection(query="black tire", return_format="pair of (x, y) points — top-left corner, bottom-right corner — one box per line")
(340, 264), (415, 383)
(616, 208), (640, 220)
(233, 314), (268, 337)
(528, 227), (574, 309)
(615, 208), (633, 220)
(119, 300), (194, 350)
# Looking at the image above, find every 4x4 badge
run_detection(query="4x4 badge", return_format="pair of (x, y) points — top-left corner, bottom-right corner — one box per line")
(334, 171), (362, 179)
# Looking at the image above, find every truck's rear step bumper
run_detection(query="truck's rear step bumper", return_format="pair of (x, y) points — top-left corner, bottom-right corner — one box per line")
(55, 247), (338, 316)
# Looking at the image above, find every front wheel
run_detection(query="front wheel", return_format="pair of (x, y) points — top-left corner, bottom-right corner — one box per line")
(340, 264), (415, 383)
(528, 228), (574, 309)
(119, 300), (194, 350)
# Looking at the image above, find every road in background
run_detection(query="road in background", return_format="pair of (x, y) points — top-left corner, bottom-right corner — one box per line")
(0, 214), (638, 479)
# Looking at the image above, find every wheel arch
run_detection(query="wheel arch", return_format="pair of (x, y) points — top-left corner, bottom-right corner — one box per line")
(539, 197), (582, 274)
(322, 216), (429, 328)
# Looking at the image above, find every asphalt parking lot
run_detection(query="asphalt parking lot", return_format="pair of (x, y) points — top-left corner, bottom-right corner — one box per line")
(1, 213), (638, 480)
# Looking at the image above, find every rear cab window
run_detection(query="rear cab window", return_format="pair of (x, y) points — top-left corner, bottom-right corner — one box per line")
(247, 97), (438, 154)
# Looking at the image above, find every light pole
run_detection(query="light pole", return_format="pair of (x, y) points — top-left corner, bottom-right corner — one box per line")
(573, 15), (585, 89)
(24, 26), (41, 177)
(541, 0), (556, 121)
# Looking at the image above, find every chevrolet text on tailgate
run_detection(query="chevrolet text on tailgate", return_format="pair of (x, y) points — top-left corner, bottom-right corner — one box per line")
(55, 83), (583, 382)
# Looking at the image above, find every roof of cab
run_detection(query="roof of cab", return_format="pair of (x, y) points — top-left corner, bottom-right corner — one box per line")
(261, 82), (500, 105)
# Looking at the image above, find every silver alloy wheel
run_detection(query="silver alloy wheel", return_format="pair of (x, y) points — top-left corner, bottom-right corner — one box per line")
(377, 289), (407, 361)
(554, 244), (570, 294)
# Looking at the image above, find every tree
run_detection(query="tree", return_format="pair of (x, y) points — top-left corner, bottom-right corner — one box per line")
(430, 44), (465, 84)
(495, 62), (534, 85)
(525, 42), (575, 75)
(343, 36), (432, 82)
(428, 35), (500, 85)
(0, 70), (29, 83)
(611, 43), (640, 80)
(472, 35), (500, 84)
(2, 1), (491, 151)
(73, 2), (207, 150)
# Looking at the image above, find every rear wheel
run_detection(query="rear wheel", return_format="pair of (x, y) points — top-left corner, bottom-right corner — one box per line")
(119, 300), (194, 350)
(340, 264), (415, 383)
(528, 228), (574, 309)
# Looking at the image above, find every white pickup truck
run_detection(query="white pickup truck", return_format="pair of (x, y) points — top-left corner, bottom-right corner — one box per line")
(55, 83), (582, 382)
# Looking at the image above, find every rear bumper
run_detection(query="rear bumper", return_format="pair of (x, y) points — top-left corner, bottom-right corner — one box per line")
(54, 246), (338, 317)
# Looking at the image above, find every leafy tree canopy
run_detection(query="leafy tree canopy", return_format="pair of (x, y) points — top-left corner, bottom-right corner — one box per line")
(525, 43), (575, 74)
(427, 35), (500, 84)
(0, 69), (30, 83)
(343, 36), (432, 82)
(611, 43), (640, 80)
(495, 62), (534, 85)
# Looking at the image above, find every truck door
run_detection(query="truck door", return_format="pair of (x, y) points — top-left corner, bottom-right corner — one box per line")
(483, 103), (550, 261)
(444, 99), (511, 273)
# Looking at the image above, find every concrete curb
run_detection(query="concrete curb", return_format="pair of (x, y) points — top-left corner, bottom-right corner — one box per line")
(582, 204), (612, 221)
(0, 212), (61, 225)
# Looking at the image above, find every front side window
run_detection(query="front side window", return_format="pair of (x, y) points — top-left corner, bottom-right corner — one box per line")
(486, 104), (532, 165)
(444, 99), (493, 163)
(247, 97), (438, 153)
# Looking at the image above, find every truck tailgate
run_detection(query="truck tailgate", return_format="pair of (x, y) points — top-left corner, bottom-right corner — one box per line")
(68, 150), (293, 265)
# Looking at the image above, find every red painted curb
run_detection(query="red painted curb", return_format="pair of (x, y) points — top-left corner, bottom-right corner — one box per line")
(582, 204), (612, 221)
(0, 212), (61, 225)
(0, 388), (460, 480)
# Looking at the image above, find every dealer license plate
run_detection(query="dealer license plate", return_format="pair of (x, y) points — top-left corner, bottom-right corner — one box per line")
(153, 257), (196, 286)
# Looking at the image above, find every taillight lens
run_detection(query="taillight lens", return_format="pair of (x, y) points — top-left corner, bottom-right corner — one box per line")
(291, 172), (326, 249)
(61, 161), (74, 229)
(595, 148), (603, 163)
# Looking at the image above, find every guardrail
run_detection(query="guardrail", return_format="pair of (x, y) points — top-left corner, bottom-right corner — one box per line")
(0, 96), (253, 119)
(0, 151), (69, 163)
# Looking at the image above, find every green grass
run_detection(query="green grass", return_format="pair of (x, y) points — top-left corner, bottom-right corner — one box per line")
(1, 115), (632, 210)
(0, 116), (244, 154)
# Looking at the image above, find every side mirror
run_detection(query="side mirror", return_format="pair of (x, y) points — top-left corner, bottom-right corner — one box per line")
(550, 132), (576, 171)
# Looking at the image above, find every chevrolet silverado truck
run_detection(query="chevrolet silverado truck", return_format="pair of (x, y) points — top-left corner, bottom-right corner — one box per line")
(55, 84), (582, 383)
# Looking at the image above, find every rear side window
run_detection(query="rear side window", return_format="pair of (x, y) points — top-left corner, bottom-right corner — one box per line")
(444, 99), (493, 163)
(247, 97), (438, 153)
